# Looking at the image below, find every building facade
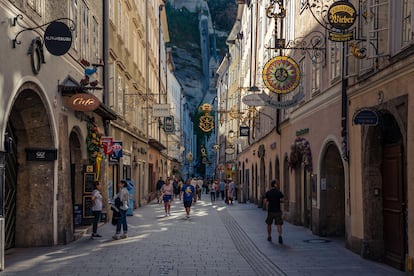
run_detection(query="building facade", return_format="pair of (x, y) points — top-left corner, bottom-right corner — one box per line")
(217, 0), (413, 273)
(0, 0), (115, 255)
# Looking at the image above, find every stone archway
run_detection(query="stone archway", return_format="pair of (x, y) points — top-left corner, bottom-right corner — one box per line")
(362, 111), (407, 271)
(7, 88), (55, 247)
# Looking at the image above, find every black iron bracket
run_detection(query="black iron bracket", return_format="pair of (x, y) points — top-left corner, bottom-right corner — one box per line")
(305, 0), (378, 59)
(11, 14), (76, 48)
(265, 0), (326, 63)
(266, 31), (326, 63)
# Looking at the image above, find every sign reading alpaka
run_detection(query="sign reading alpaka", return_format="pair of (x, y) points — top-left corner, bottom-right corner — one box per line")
(328, 1), (357, 30)
(44, 21), (72, 56)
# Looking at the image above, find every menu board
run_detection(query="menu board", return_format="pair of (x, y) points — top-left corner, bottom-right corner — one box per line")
(83, 173), (96, 194)
(82, 196), (94, 218)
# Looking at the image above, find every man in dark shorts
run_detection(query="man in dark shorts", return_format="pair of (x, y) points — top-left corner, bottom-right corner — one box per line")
(182, 179), (195, 219)
(263, 179), (284, 244)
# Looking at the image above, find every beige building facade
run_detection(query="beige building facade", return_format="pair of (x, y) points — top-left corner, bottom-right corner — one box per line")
(0, 0), (115, 257)
(219, 0), (413, 273)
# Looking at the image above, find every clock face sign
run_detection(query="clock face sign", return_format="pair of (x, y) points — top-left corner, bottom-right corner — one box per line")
(262, 56), (301, 94)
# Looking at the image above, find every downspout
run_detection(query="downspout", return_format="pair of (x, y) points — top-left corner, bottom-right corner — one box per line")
(145, 0), (150, 201)
(158, 5), (163, 144)
(341, 42), (348, 161)
(0, 153), (5, 270)
(275, 0), (283, 135)
(103, 0), (109, 136)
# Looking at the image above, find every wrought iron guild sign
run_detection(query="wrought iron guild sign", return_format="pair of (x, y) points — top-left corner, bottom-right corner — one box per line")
(262, 56), (301, 94)
(198, 103), (214, 132)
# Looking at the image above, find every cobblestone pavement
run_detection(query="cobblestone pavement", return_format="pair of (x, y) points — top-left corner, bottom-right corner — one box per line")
(0, 194), (404, 276)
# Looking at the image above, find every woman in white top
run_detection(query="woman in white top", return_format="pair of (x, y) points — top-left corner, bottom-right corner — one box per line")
(91, 181), (103, 238)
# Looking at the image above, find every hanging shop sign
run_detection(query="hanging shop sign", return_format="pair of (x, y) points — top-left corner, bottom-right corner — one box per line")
(267, 89), (305, 109)
(153, 104), (170, 117)
(239, 126), (250, 137)
(352, 109), (379, 126)
(44, 21), (72, 56)
(326, 1), (357, 42)
(328, 31), (354, 42)
(67, 93), (100, 112)
(164, 116), (175, 134)
(262, 56), (301, 94)
(242, 93), (270, 106)
(111, 141), (123, 159)
(198, 103), (214, 132)
(328, 1), (357, 30)
(100, 136), (113, 155)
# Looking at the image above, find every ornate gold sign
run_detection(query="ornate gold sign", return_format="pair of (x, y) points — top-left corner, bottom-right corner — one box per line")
(262, 56), (301, 94)
(198, 103), (214, 132)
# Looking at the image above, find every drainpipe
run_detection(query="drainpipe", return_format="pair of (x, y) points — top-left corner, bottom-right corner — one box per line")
(103, 0), (109, 136)
(341, 42), (348, 161)
(145, 0), (150, 200)
(0, 152), (4, 270)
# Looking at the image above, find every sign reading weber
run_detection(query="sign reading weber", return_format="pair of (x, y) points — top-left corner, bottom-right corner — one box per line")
(153, 104), (170, 117)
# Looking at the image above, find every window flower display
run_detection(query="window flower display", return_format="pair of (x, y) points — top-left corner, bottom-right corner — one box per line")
(288, 137), (313, 173)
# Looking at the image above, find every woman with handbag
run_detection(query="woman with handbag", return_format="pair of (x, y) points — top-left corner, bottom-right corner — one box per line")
(112, 180), (129, 240)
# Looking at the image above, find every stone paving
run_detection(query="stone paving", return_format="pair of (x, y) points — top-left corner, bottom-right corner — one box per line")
(0, 194), (404, 276)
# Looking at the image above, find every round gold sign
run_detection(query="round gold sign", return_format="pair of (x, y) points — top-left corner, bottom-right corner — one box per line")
(262, 56), (301, 94)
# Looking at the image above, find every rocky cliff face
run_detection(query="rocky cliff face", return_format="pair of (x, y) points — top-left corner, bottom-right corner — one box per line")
(167, 0), (236, 113)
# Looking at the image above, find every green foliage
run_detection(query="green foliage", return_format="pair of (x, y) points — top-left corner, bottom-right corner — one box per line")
(86, 117), (103, 165)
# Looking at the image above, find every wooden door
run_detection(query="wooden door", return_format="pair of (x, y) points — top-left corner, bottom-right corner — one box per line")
(382, 144), (405, 270)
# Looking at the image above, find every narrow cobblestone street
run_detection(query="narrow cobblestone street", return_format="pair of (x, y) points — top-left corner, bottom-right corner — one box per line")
(0, 195), (404, 276)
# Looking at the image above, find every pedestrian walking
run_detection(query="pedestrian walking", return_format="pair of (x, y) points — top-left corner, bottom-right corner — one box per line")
(224, 179), (229, 204)
(156, 177), (165, 203)
(112, 179), (129, 240)
(209, 181), (216, 202)
(182, 178), (195, 219)
(263, 179), (285, 244)
(220, 179), (225, 200)
(228, 178), (235, 205)
(91, 181), (103, 238)
(161, 179), (174, 216)
(191, 177), (197, 203)
(177, 178), (183, 200)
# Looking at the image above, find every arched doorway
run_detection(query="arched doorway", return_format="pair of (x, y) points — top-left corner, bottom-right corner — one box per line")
(320, 143), (345, 236)
(69, 130), (82, 231)
(283, 156), (290, 212)
(6, 88), (55, 247)
(363, 112), (406, 270)
(4, 122), (17, 249)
